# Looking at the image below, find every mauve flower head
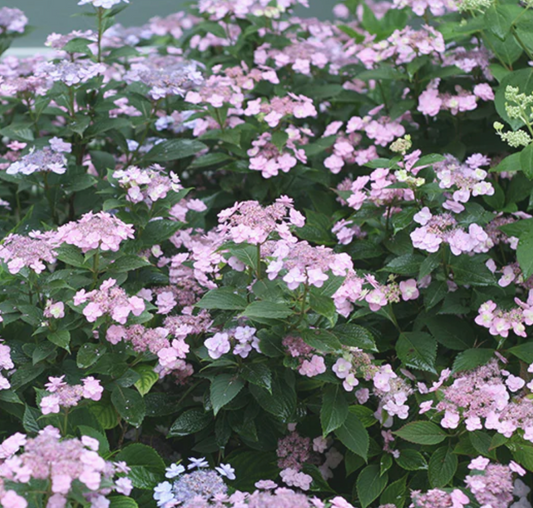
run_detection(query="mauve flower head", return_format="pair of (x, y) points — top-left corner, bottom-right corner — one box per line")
(78, 0), (129, 8)
(55, 211), (134, 253)
(7, 145), (67, 176)
(0, 7), (28, 34)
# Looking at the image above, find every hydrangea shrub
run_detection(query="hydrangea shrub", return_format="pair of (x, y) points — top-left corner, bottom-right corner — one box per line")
(0, 0), (533, 507)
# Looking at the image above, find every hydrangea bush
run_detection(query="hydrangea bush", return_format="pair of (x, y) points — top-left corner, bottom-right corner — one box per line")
(0, 0), (533, 506)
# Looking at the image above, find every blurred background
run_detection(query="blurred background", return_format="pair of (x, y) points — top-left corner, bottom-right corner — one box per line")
(10, 0), (331, 47)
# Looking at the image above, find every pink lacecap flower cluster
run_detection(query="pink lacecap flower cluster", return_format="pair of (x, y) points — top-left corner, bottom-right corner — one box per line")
(282, 335), (326, 378)
(197, 0), (309, 20)
(442, 46), (492, 80)
(0, 426), (132, 508)
(74, 278), (145, 324)
(411, 207), (492, 255)
(185, 63), (276, 110)
(247, 128), (309, 179)
(418, 81), (494, 118)
(170, 229), (227, 289)
(356, 26), (445, 69)
(35, 60), (106, 88)
(6, 138), (71, 176)
(0, 342), (14, 391)
(433, 153), (494, 213)
(205, 326), (260, 359)
(112, 165), (183, 205)
(0, 230), (59, 274)
(332, 348), (413, 423)
(336, 168), (414, 211)
(78, 0), (129, 9)
(323, 122), (379, 175)
(244, 93), (317, 128)
(392, 0), (457, 16)
(254, 21), (355, 76)
(55, 211), (135, 253)
(475, 293), (533, 338)
(106, 323), (194, 382)
(124, 55), (203, 100)
(40, 375), (103, 414)
(217, 197), (305, 245)
(431, 359), (533, 441)
(276, 431), (342, 490)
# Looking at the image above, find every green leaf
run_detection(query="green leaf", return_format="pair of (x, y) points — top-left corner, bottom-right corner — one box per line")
(140, 219), (182, 245)
(210, 374), (244, 416)
(249, 378), (296, 423)
(241, 301), (292, 320)
(77, 343), (105, 369)
(426, 316), (475, 351)
(491, 152), (521, 173)
(397, 332), (437, 374)
(334, 324), (377, 351)
(228, 243), (258, 271)
(451, 256), (496, 286)
(521, 143), (533, 180)
(485, 5), (521, 40)
(196, 288), (247, 310)
(108, 256), (151, 273)
(508, 342), (533, 363)
(385, 254), (425, 276)
(452, 348), (495, 373)
(517, 229), (533, 279)
(380, 478), (407, 508)
(240, 363), (272, 392)
(142, 139), (207, 163)
(301, 329), (342, 353)
(511, 444), (533, 472)
(133, 364), (158, 396)
(320, 385), (349, 436)
(91, 400), (119, 429)
(116, 443), (165, 489)
(335, 412), (369, 460)
(395, 421), (447, 445)
(111, 386), (146, 428)
(395, 449), (427, 471)
(168, 408), (211, 437)
(309, 292), (336, 322)
(428, 447), (458, 488)
(356, 465), (389, 508)
(56, 244), (86, 268)
(469, 430), (498, 460)
(189, 153), (232, 169)
(109, 497), (139, 508)
(226, 451), (278, 492)
(23, 405), (41, 433)
(47, 330), (70, 352)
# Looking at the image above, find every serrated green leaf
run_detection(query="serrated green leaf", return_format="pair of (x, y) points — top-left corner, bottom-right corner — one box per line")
(168, 408), (211, 437)
(395, 421), (447, 445)
(357, 465), (388, 508)
(397, 332), (437, 374)
(241, 301), (292, 319)
(428, 447), (457, 488)
(133, 364), (158, 396)
(196, 288), (247, 310)
(335, 412), (369, 460)
(321, 385), (349, 436)
(111, 386), (146, 427)
(210, 374), (244, 416)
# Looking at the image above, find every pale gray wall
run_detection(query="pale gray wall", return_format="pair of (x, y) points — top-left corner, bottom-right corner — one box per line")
(10, 0), (332, 47)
